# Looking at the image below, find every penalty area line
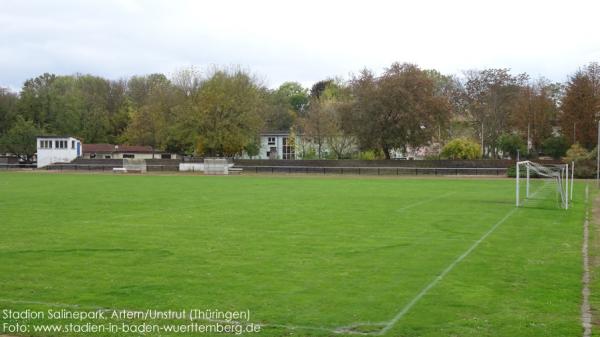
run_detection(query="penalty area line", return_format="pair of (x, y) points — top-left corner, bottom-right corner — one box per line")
(379, 184), (550, 336)
(378, 207), (518, 335)
(396, 192), (456, 212)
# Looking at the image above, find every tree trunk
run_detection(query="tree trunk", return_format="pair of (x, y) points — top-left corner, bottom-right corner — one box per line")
(382, 146), (391, 160)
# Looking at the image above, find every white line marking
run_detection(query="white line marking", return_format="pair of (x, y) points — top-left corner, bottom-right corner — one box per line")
(582, 184), (592, 337)
(0, 184), (550, 336)
(396, 192), (456, 212)
(378, 207), (518, 335)
(378, 183), (550, 335)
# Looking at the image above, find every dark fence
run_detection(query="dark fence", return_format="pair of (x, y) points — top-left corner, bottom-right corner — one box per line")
(234, 159), (516, 168)
(241, 165), (507, 176)
(0, 163), (179, 172)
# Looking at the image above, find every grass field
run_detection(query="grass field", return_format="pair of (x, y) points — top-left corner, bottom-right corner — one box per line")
(0, 172), (590, 336)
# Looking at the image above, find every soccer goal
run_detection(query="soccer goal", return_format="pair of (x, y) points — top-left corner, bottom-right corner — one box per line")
(203, 158), (229, 175)
(123, 158), (147, 173)
(515, 161), (571, 209)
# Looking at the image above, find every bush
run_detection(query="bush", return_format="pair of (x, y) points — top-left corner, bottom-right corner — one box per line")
(566, 143), (591, 162)
(541, 136), (568, 159)
(300, 147), (317, 160)
(497, 133), (526, 159)
(357, 150), (381, 160)
(440, 138), (480, 160)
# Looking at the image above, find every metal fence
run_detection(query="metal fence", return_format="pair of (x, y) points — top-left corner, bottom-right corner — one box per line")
(0, 163), (178, 172)
(0, 163), (509, 176)
(238, 165), (508, 176)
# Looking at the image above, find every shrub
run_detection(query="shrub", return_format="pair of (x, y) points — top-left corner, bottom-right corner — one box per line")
(497, 133), (526, 159)
(565, 143), (591, 162)
(541, 136), (568, 159)
(358, 150), (381, 160)
(440, 138), (480, 160)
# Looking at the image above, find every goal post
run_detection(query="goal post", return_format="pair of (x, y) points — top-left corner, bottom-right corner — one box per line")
(515, 160), (571, 209)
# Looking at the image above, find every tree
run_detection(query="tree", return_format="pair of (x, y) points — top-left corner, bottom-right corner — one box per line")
(123, 74), (178, 148)
(463, 69), (528, 157)
(560, 63), (600, 149)
(541, 135), (568, 159)
(345, 63), (451, 159)
(512, 79), (560, 152)
(0, 88), (18, 136)
(277, 82), (309, 113)
(17, 73), (57, 129)
(496, 133), (526, 159)
(440, 138), (480, 160)
(193, 69), (265, 156)
(301, 98), (337, 159)
(0, 116), (41, 162)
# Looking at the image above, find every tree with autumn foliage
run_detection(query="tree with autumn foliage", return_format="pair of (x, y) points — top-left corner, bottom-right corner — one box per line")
(560, 63), (600, 149)
(344, 63), (452, 159)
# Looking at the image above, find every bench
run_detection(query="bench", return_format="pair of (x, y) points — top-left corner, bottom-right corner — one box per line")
(229, 167), (243, 175)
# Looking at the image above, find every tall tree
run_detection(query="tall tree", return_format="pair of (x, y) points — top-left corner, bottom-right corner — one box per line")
(17, 73), (57, 129)
(463, 69), (528, 157)
(0, 116), (41, 162)
(0, 88), (18, 136)
(193, 69), (265, 156)
(512, 79), (561, 152)
(345, 63), (451, 159)
(560, 63), (600, 149)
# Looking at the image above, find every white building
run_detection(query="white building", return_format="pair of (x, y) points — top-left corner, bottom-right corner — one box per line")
(37, 136), (82, 168)
(250, 131), (299, 159)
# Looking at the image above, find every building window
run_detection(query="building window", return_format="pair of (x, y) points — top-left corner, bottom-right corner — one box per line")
(72, 140), (75, 149)
(161, 154), (172, 159)
(90, 154), (96, 159)
(268, 137), (276, 145)
(53, 140), (68, 149)
(104, 155), (111, 159)
(282, 137), (295, 160)
(123, 154), (135, 158)
(39, 140), (49, 149)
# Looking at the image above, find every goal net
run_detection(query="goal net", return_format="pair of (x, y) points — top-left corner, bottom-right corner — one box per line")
(123, 158), (147, 173)
(515, 161), (570, 209)
(203, 158), (229, 175)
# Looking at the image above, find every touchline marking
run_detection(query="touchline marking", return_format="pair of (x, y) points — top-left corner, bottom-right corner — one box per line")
(396, 192), (456, 212)
(378, 183), (550, 335)
(582, 184), (592, 337)
(0, 185), (550, 336)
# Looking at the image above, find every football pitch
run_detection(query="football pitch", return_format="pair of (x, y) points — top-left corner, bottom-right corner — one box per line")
(0, 172), (590, 336)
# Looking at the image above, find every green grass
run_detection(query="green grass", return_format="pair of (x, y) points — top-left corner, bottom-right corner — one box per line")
(0, 172), (589, 336)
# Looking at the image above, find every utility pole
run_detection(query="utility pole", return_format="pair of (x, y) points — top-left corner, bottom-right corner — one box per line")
(481, 122), (484, 158)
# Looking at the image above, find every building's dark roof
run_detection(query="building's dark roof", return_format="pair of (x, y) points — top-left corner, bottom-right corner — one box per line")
(37, 135), (81, 140)
(261, 130), (291, 136)
(83, 143), (155, 154)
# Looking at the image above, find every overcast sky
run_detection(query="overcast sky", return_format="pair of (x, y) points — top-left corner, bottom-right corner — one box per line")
(1, 0), (599, 91)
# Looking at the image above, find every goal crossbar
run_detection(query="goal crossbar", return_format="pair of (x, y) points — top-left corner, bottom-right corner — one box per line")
(516, 160), (571, 209)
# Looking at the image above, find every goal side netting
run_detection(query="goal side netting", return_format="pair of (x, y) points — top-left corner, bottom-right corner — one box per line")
(123, 158), (147, 173)
(515, 161), (571, 209)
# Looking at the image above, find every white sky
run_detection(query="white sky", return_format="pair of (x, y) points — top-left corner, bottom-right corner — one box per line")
(1, 0), (599, 91)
